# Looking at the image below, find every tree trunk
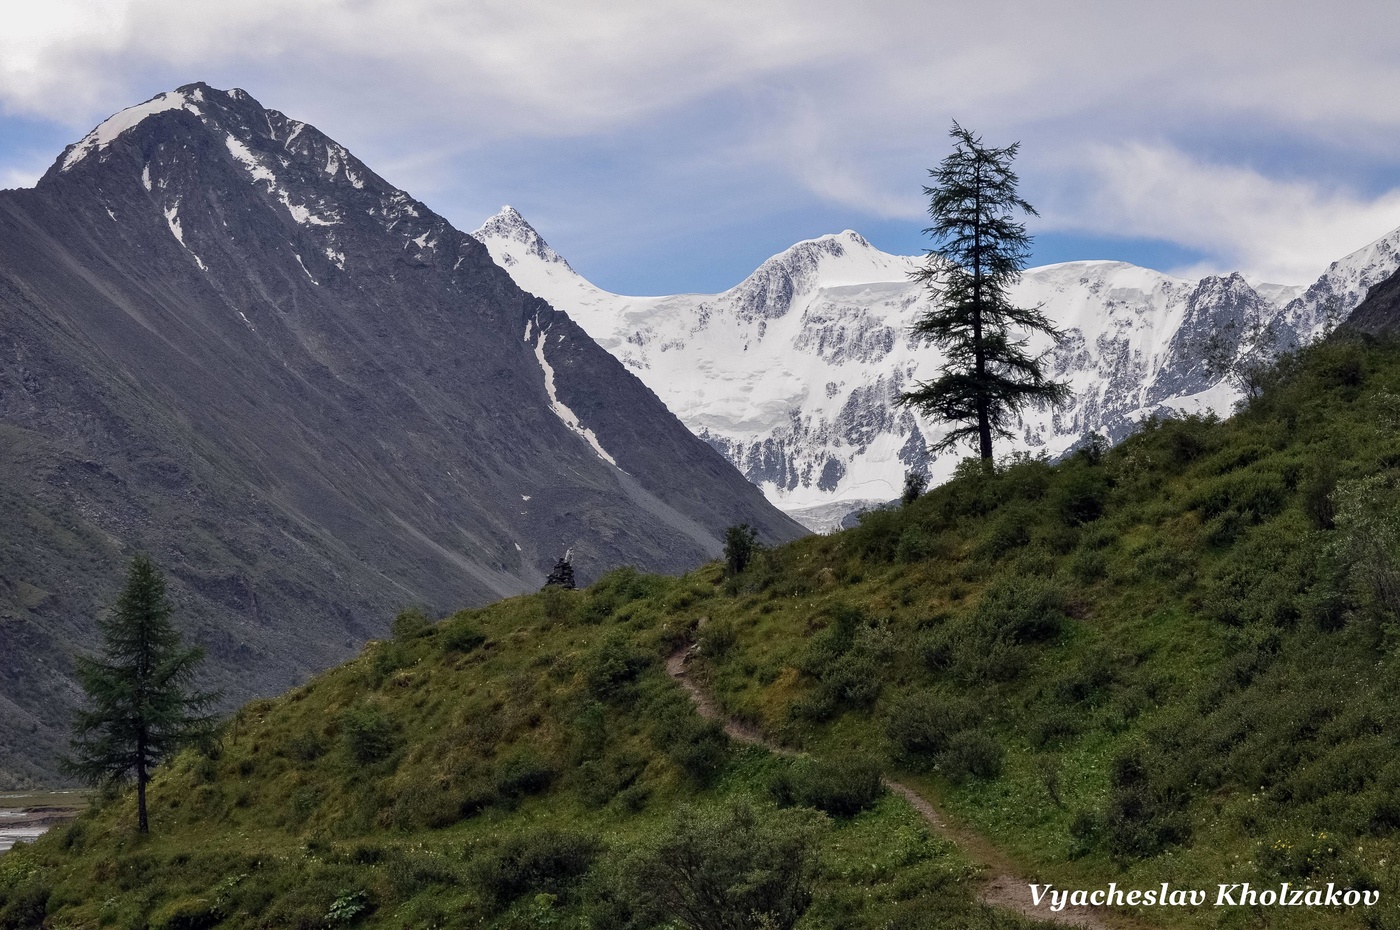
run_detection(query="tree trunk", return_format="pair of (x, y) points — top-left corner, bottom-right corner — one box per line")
(137, 735), (149, 834)
(977, 399), (993, 460)
(973, 179), (992, 460)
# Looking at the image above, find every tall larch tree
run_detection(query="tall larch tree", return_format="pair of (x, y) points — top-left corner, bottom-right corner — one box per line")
(900, 122), (1070, 461)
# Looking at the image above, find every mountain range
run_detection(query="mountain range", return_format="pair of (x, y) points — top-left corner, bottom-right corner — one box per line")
(0, 83), (803, 787)
(473, 208), (1400, 530)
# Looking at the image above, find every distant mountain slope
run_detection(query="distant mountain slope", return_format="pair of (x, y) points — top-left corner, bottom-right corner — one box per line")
(0, 84), (804, 787)
(1341, 264), (1400, 336)
(474, 208), (1400, 530)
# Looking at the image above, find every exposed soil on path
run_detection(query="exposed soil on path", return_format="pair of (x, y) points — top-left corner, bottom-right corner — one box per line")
(665, 640), (1133, 930)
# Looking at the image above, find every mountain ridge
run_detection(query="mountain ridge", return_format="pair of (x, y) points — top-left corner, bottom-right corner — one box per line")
(473, 207), (1400, 529)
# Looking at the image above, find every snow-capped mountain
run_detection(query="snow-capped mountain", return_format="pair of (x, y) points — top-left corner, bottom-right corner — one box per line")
(474, 208), (1400, 531)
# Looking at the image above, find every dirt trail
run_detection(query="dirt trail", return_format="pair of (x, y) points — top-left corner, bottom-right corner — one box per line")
(665, 642), (1123, 930)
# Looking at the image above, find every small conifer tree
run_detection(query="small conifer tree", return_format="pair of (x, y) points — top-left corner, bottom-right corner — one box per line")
(902, 470), (929, 506)
(723, 524), (759, 577)
(65, 554), (217, 833)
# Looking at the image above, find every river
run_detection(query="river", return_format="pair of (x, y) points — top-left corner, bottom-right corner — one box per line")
(0, 790), (87, 854)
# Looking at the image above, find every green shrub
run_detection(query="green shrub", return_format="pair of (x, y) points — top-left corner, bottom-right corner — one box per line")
(442, 618), (486, 652)
(471, 830), (599, 911)
(1103, 749), (1189, 861)
(584, 632), (650, 700)
(980, 505), (1032, 557)
(698, 618), (738, 659)
(973, 576), (1067, 645)
(341, 705), (396, 765)
(724, 524), (760, 576)
(769, 754), (883, 817)
(895, 526), (938, 563)
(577, 566), (660, 623)
(494, 748), (555, 799)
(538, 585), (576, 624)
(902, 470), (929, 506)
(623, 802), (824, 930)
(0, 876), (51, 930)
(664, 718), (730, 786)
(577, 753), (646, 808)
(849, 507), (902, 562)
(391, 606), (433, 640)
(1056, 468), (1109, 526)
(150, 896), (221, 930)
(885, 692), (978, 763)
(322, 888), (370, 926)
(939, 729), (1004, 782)
(1067, 809), (1104, 858)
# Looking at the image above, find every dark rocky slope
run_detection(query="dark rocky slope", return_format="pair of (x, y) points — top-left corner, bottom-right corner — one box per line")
(0, 83), (804, 786)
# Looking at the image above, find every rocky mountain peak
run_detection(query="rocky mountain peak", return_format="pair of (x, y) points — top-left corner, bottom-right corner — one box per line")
(471, 206), (572, 271)
(727, 230), (902, 322)
(39, 81), (475, 294)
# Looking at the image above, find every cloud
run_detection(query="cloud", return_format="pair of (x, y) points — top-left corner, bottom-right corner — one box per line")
(7, 0), (1400, 286)
(0, 0), (859, 133)
(1042, 143), (1400, 284)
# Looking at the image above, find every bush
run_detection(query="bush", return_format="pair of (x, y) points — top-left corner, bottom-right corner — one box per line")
(1056, 468), (1109, 526)
(494, 748), (555, 799)
(940, 729), (1004, 782)
(663, 718), (731, 786)
(150, 896), (221, 930)
(698, 619), (738, 659)
(769, 754), (884, 817)
(980, 506), (1032, 557)
(902, 470), (929, 506)
(885, 691), (976, 762)
(584, 632), (650, 700)
(624, 802), (824, 930)
(341, 705), (396, 765)
(1102, 748), (1189, 860)
(577, 566), (661, 623)
(896, 526), (938, 563)
(974, 576), (1067, 645)
(0, 876), (51, 930)
(442, 617), (486, 652)
(1067, 809), (1104, 858)
(391, 606), (433, 640)
(471, 829), (599, 911)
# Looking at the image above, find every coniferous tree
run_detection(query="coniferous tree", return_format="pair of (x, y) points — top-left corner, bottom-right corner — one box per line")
(723, 524), (759, 577)
(902, 470), (929, 506)
(901, 122), (1069, 461)
(65, 554), (217, 833)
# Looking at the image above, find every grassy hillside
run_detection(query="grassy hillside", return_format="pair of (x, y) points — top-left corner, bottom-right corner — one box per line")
(6, 333), (1400, 929)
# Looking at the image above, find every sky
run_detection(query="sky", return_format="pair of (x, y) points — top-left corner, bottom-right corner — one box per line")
(4, 0), (1400, 295)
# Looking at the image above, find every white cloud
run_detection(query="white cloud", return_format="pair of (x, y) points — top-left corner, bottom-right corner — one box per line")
(1043, 143), (1400, 284)
(7, 0), (1400, 284)
(0, 0), (860, 133)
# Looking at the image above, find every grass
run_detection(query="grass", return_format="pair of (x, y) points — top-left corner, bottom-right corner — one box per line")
(7, 333), (1400, 929)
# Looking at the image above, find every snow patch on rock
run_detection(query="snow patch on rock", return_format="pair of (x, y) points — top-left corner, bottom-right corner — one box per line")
(532, 323), (619, 468)
(62, 90), (200, 170)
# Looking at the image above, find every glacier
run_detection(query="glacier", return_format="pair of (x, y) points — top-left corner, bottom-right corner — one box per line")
(475, 212), (1400, 533)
